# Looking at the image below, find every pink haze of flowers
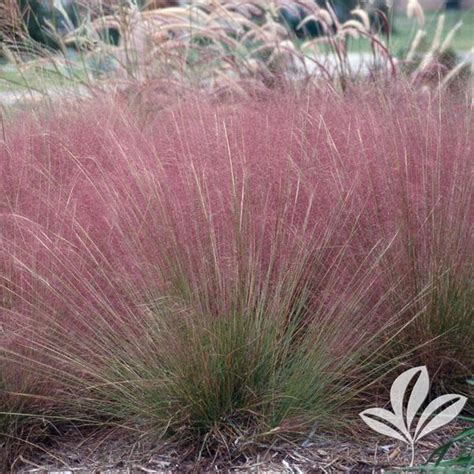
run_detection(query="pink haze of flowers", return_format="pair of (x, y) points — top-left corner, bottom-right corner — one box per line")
(0, 86), (472, 402)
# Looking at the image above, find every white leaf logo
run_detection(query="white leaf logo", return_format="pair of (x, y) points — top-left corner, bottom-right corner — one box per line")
(414, 394), (467, 441)
(359, 366), (467, 466)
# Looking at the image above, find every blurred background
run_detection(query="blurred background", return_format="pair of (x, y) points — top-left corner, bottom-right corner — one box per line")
(0, 0), (472, 101)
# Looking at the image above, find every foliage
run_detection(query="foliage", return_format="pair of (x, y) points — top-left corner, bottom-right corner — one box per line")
(3, 0), (469, 97)
(0, 85), (472, 468)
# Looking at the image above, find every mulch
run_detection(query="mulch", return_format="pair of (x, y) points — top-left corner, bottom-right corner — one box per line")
(12, 421), (469, 473)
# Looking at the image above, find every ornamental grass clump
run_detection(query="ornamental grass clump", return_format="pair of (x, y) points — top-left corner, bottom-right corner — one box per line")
(0, 84), (472, 464)
(334, 90), (473, 394)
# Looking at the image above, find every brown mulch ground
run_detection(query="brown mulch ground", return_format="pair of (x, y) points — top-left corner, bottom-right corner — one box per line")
(10, 421), (470, 473)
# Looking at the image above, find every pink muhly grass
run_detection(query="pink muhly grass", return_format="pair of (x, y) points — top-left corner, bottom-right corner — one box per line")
(330, 89), (473, 392)
(0, 85), (472, 456)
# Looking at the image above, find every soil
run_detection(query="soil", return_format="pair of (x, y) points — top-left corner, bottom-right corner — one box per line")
(10, 421), (470, 473)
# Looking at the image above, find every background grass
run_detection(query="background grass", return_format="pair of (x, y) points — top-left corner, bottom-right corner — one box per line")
(1, 9), (472, 95)
(341, 10), (474, 54)
(391, 10), (474, 53)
